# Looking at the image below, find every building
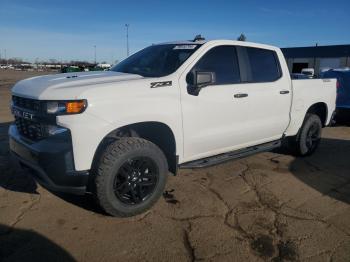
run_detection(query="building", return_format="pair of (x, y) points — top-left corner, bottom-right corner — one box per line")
(281, 44), (350, 76)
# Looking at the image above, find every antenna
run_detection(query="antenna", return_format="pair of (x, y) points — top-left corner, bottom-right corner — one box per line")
(193, 34), (205, 42)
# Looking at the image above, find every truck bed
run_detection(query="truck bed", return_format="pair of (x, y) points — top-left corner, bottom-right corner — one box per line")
(285, 78), (337, 136)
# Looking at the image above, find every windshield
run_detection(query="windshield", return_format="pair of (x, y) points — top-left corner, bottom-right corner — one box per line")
(110, 44), (201, 77)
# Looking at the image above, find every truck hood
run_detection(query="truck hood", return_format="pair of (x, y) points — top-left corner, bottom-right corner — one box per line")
(12, 71), (143, 100)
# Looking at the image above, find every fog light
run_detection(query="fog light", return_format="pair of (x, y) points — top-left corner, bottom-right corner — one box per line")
(46, 125), (67, 136)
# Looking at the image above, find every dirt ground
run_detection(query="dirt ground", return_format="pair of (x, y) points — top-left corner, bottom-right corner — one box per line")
(0, 70), (350, 262)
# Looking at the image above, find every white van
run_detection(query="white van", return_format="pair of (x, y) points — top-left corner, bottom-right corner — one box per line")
(301, 68), (315, 78)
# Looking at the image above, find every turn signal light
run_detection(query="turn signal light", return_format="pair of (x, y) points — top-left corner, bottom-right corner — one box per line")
(66, 100), (87, 114)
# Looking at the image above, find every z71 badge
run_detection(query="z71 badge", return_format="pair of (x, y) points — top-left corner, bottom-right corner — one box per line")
(150, 81), (172, 88)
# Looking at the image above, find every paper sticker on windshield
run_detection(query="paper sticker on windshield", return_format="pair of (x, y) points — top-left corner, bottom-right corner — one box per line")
(173, 45), (197, 50)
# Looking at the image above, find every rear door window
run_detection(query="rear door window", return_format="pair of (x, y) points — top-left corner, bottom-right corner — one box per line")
(241, 47), (281, 82)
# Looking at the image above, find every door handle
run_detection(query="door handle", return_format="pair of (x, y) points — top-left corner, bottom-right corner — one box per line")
(234, 93), (248, 98)
(280, 90), (290, 94)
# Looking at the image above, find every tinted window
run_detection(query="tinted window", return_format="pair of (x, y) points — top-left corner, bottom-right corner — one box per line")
(193, 46), (240, 85)
(245, 47), (281, 82)
(111, 44), (201, 77)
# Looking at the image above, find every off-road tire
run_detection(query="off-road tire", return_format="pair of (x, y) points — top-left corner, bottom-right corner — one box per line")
(287, 113), (322, 156)
(94, 137), (168, 217)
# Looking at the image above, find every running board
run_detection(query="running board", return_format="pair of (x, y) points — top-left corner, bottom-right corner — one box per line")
(179, 140), (281, 169)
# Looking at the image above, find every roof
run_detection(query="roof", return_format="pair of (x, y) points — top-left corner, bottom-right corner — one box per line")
(157, 40), (279, 51)
(157, 40), (207, 45)
(332, 68), (350, 72)
(326, 68), (350, 74)
(282, 44), (350, 58)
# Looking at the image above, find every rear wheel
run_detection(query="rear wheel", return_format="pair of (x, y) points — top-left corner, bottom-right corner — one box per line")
(94, 137), (168, 217)
(287, 113), (322, 156)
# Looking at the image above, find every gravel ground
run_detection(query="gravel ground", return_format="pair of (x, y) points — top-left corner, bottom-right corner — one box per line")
(0, 70), (349, 261)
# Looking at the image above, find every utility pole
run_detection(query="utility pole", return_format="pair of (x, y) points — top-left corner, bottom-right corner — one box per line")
(94, 45), (97, 64)
(35, 57), (39, 71)
(4, 49), (7, 65)
(125, 24), (130, 57)
(314, 43), (318, 73)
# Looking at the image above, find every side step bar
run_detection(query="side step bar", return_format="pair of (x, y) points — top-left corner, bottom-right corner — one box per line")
(179, 140), (281, 169)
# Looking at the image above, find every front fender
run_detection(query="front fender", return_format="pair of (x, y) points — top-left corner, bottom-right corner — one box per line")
(57, 112), (183, 171)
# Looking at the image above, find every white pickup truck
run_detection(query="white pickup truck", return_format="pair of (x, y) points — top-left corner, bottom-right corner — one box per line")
(9, 37), (336, 217)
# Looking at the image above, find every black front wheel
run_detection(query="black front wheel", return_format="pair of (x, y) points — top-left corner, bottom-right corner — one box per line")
(94, 137), (168, 217)
(114, 156), (158, 205)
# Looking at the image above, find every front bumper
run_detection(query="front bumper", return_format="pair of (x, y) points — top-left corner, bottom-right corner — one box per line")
(9, 124), (89, 195)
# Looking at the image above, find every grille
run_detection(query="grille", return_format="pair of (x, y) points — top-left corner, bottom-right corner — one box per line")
(14, 116), (45, 141)
(12, 96), (42, 112)
(12, 96), (46, 141)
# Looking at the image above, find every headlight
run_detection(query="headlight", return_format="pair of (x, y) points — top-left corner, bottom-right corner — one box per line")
(46, 101), (66, 114)
(45, 100), (87, 115)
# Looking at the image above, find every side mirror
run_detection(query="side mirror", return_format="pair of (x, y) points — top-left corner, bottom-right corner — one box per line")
(186, 71), (216, 96)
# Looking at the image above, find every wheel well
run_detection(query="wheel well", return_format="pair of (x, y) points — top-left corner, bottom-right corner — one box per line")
(93, 122), (178, 175)
(306, 102), (328, 127)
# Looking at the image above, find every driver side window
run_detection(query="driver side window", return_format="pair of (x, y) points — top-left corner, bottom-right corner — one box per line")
(193, 46), (241, 85)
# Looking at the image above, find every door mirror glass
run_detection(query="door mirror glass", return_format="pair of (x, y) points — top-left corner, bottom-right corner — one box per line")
(186, 71), (215, 95)
(196, 71), (215, 87)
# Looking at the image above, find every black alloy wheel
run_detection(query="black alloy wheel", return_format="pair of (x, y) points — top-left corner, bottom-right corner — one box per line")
(113, 157), (158, 205)
(305, 122), (321, 152)
(293, 113), (323, 156)
(94, 137), (168, 217)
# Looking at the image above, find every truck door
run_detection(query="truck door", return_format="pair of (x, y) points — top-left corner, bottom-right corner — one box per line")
(235, 46), (291, 144)
(179, 45), (291, 162)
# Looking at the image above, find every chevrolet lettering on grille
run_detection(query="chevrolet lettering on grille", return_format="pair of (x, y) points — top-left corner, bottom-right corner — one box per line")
(12, 108), (34, 120)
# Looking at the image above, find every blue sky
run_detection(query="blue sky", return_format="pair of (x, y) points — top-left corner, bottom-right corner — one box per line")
(0, 0), (349, 63)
